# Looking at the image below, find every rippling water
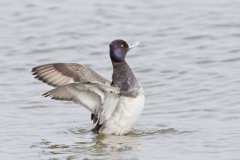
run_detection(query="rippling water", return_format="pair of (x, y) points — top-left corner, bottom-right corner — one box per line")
(1, 0), (240, 159)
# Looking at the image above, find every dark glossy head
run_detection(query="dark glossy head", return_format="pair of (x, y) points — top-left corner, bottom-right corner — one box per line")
(109, 39), (139, 63)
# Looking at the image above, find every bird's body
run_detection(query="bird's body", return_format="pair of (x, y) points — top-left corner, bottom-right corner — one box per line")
(32, 39), (144, 135)
(99, 90), (144, 135)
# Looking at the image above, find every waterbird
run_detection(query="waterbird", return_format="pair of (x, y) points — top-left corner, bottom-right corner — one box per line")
(32, 39), (144, 135)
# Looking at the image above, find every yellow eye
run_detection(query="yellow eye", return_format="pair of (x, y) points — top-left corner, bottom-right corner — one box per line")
(121, 44), (124, 48)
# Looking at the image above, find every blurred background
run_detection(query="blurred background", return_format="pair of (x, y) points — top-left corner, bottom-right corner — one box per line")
(0, 0), (240, 159)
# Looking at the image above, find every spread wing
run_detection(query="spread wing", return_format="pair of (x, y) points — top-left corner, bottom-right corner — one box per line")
(32, 63), (110, 87)
(43, 82), (120, 124)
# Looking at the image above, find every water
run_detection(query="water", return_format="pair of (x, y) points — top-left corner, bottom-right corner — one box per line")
(1, 0), (240, 159)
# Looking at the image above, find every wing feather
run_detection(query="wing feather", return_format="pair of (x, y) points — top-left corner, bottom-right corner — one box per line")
(32, 63), (110, 87)
(43, 82), (120, 123)
(99, 93), (119, 124)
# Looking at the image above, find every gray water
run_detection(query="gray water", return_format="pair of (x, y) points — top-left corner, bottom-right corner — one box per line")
(1, 0), (240, 159)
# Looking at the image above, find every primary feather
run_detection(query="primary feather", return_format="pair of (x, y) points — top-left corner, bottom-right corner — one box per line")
(32, 63), (110, 87)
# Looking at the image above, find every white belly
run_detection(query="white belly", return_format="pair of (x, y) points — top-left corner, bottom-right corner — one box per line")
(99, 91), (145, 135)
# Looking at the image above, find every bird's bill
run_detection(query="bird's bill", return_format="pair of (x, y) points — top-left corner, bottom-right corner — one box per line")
(128, 42), (140, 49)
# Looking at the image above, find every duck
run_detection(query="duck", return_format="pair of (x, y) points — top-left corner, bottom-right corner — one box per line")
(32, 39), (145, 135)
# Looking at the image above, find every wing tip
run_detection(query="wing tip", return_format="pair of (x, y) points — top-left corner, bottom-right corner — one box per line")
(42, 92), (56, 100)
(42, 92), (49, 97)
(33, 73), (58, 87)
(42, 90), (70, 101)
(31, 67), (38, 76)
(31, 64), (54, 74)
(31, 65), (44, 73)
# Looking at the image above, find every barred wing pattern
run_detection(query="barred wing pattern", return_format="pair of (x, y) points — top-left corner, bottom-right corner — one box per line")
(32, 63), (110, 87)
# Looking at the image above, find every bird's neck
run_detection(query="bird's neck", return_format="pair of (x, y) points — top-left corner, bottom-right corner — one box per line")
(111, 61), (140, 96)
